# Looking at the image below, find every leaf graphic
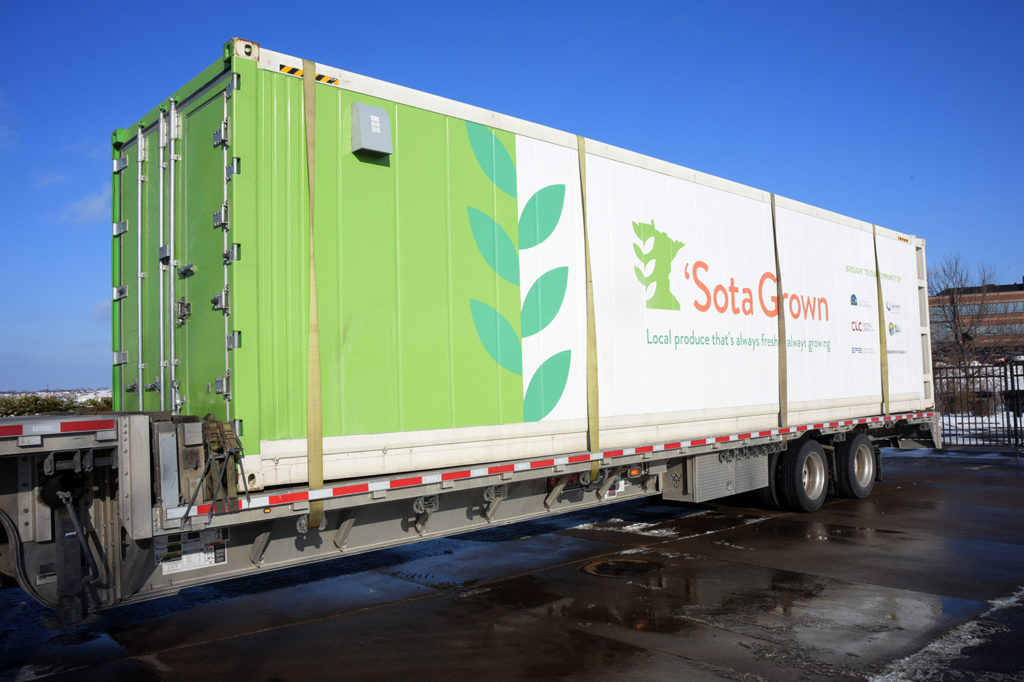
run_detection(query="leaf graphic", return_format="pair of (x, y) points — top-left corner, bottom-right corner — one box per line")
(645, 281), (657, 301)
(639, 236), (654, 254)
(468, 207), (519, 285)
(641, 259), (656, 278)
(470, 299), (522, 375)
(465, 121), (517, 198)
(524, 350), (571, 422)
(519, 184), (565, 250)
(521, 267), (568, 338)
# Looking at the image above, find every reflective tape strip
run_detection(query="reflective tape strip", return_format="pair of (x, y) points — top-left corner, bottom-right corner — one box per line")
(0, 419), (116, 438)
(160, 411), (935, 521)
(278, 64), (338, 84)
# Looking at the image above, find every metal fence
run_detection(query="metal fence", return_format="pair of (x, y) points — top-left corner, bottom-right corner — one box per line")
(933, 360), (1024, 447)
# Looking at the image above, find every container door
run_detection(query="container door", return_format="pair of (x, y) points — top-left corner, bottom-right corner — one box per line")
(172, 87), (232, 421)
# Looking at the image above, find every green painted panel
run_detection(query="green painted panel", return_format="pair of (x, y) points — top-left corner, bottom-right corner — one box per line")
(138, 128), (162, 411)
(179, 92), (229, 422)
(120, 145), (140, 408)
(117, 55), (532, 455)
(226, 57), (260, 436)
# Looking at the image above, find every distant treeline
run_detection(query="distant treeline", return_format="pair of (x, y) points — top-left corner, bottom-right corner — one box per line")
(0, 394), (113, 417)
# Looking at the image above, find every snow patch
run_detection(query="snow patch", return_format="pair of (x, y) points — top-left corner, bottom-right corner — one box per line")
(871, 585), (1024, 681)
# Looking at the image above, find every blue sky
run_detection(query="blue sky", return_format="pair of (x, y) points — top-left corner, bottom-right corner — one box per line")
(0, 1), (1021, 390)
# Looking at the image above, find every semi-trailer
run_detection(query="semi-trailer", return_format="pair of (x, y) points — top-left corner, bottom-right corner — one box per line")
(0, 39), (939, 625)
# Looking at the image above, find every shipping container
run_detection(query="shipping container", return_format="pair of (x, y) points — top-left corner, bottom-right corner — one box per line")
(110, 39), (932, 490)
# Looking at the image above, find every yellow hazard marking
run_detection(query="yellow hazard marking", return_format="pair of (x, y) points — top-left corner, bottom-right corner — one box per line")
(278, 64), (338, 85)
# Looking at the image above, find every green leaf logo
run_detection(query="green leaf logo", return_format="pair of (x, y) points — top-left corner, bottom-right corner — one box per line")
(470, 299), (522, 375)
(632, 220), (684, 310)
(521, 267), (568, 338)
(523, 350), (572, 422)
(519, 184), (565, 250)
(468, 207), (519, 285)
(466, 121), (517, 198)
(464, 123), (572, 422)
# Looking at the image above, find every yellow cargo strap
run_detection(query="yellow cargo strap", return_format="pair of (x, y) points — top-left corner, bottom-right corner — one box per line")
(872, 224), (890, 415)
(576, 135), (600, 454)
(770, 194), (788, 428)
(302, 59), (324, 529)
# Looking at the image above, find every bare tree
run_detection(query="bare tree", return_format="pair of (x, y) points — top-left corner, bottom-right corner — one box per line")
(928, 254), (1001, 366)
(929, 254), (1024, 417)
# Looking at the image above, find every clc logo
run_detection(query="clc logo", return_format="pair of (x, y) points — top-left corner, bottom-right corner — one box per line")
(851, 321), (873, 332)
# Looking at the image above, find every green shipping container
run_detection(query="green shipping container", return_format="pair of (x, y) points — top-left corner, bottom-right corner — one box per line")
(112, 39), (931, 490)
(112, 39), (592, 488)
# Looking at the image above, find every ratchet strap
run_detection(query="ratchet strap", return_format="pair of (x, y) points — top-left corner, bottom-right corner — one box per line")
(872, 224), (890, 415)
(770, 194), (788, 427)
(302, 59), (324, 529)
(577, 136), (600, 455)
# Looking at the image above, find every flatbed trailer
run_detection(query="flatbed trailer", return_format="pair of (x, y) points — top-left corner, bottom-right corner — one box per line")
(0, 409), (937, 624)
(0, 39), (940, 624)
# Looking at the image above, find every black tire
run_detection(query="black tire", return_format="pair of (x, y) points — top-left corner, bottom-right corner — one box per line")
(777, 439), (829, 512)
(835, 433), (876, 498)
(753, 452), (780, 509)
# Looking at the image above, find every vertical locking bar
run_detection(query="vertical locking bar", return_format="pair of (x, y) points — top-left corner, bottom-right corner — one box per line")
(158, 110), (167, 411)
(136, 125), (145, 410)
(168, 98), (180, 413)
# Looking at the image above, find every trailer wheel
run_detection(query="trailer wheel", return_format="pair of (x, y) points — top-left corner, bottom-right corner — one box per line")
(778, 440), (829, 512)
(835, 433), (875, 498)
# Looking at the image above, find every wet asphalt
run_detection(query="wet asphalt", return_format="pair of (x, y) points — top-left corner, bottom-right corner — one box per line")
(1, 448), (1022, 681)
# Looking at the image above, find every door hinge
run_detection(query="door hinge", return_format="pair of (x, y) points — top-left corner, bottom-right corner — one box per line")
(170, 109), (181, 140)
(213, 119), (229, 147)
(113, 220), (128, 236)
(226, 73), (240, 98)
(175, 297), (191, 326)
(211, 289), (229, 313)
(159, 115), (169, 148)
(113, 351), (129, 366)
(213, 202), (229, 229)
(225, 157), (241, 181)
(112, 285), (127, 301)
(137, 132), (147, 161)
(224, 243), (241, 265)
(113, 157), (128, 173)
(227, 331), (242, 349)
(214, 375), (231, 397)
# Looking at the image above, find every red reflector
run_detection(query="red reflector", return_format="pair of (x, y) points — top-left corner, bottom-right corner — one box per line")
(0, 425), (23, 437)
(60, 419), (115, 433)
(268, 492), (308, 505)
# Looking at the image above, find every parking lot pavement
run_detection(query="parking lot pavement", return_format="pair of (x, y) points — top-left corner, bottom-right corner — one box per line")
(2, 449), (1022, 681)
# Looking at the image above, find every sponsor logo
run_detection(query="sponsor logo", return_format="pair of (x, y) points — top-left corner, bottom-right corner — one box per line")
(851, 321), (874, 332)
(851, 346), (876, 354)
(888, 322), (902, 336)
(886, 301), (901, 314)
(850, 294), (872, 309)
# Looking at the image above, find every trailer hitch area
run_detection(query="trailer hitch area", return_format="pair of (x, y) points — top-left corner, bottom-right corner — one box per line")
(482, 485), (507, 522)
(412, 495), (439, 535)
(179, 417), (248, 529)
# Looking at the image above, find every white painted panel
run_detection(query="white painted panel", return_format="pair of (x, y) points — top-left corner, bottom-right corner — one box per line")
(515, 136), (587, 421)
(775, 207), (883, 406)
(585, 154), (779, 419)
(876, 235), (925, 399)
